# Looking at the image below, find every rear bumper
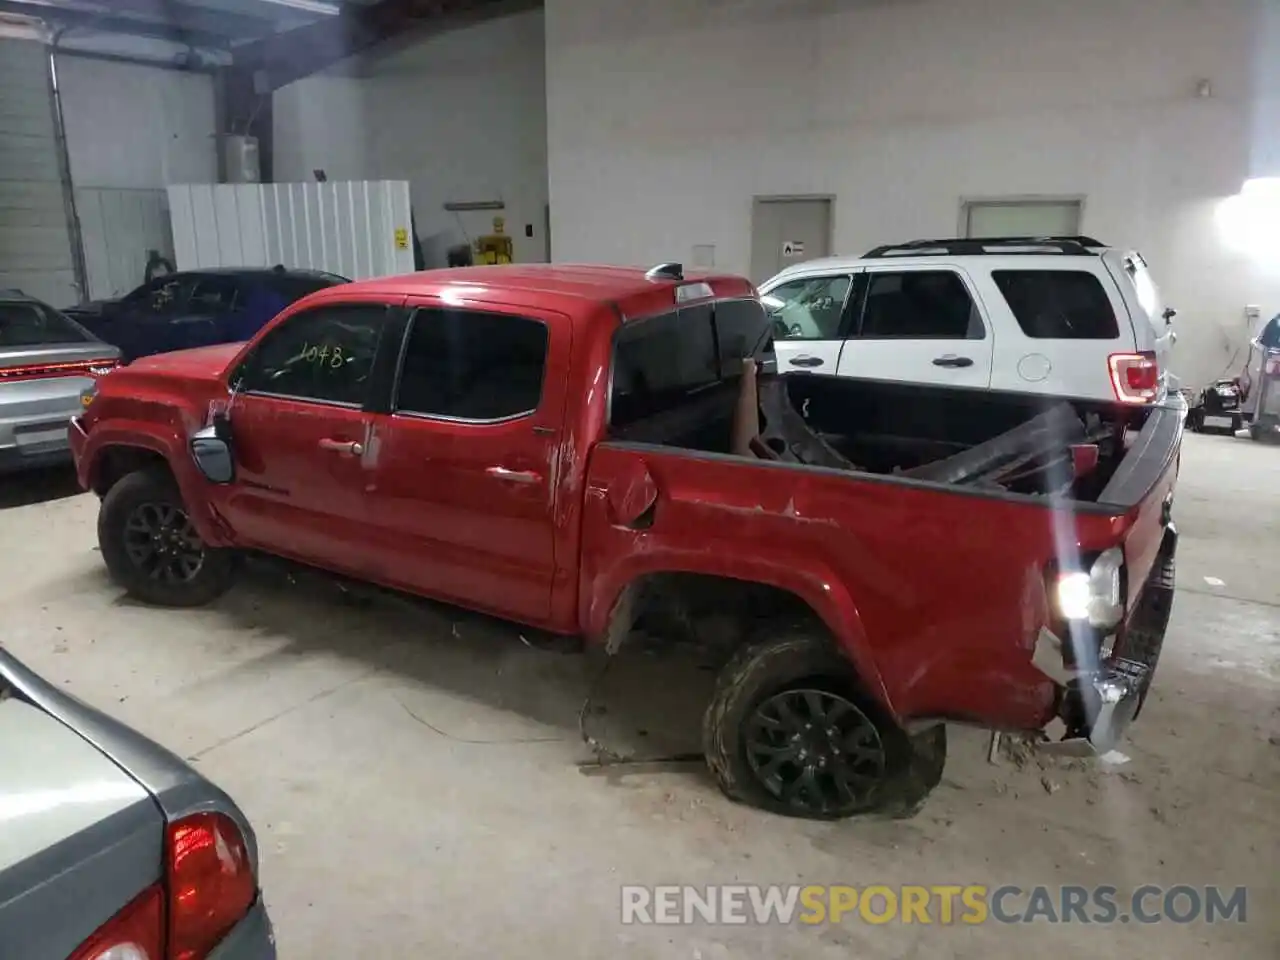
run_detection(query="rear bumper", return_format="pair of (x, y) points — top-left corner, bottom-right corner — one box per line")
(209, 897), (276, 959)
(0, 379), (88, 473)
(1036, 527), (1177, 754)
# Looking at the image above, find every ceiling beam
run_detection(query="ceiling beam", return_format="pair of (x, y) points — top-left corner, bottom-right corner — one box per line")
(233, 0), (541, 92)
(76, 0), (272, 39)
(0, 0), (233, 47)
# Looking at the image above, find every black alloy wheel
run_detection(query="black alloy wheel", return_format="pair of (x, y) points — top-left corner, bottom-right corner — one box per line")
(744, 687), (886, 817)
(122, 501), (206, 584)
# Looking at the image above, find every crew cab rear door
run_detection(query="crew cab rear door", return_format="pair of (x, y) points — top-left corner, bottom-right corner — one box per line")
(836, 265), (995, 389)
(364, 298), (568, 624)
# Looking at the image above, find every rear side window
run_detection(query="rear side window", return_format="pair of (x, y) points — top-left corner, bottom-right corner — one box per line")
(994, 270), (1119, 339)
(396, 308), (548, 421)
(0, 301), (92, 346)
(859, 271), (984, 339)
(271, 275), (347, 303)
(611, 309), (718, 428)
(711, 298), (773, 367)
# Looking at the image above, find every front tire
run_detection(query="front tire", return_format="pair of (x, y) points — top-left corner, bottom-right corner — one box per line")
(98, 468), (236, 607)
(703, 629), (944, 820)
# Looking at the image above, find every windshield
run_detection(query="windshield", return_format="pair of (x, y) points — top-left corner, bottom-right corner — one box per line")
(0, 301), (93, 347)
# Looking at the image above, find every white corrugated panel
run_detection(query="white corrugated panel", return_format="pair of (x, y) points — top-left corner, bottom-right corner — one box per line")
(75, 187), (174, 300)
(0, 37), (76, 306)
(168, 181), (414, 280)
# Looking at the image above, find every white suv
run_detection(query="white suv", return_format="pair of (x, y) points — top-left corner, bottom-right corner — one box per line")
(760, 237), (1175, 404)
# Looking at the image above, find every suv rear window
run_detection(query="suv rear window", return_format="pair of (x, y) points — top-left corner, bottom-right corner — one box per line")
(0, 301), (92, 347)
(993, 270), (1119, 339)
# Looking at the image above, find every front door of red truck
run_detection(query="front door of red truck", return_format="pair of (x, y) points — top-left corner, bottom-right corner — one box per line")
(364, 301), (568, 624)
(215, 300), (391, 576)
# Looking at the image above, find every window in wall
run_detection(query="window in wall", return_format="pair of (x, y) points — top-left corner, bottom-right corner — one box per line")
(963, 200), (1082, 239)
(396, 308), (548, 421)
(858, 271), (984, 339)
(993, 270), (1120, 339)
(235, 303), (385, 405)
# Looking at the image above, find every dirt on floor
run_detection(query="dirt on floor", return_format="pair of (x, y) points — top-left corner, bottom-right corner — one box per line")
(0, 432), (1277, 959)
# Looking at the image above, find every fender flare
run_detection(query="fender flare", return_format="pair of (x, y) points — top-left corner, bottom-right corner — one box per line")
(583, 552), (895, 717)
(82, 422), (228, 547)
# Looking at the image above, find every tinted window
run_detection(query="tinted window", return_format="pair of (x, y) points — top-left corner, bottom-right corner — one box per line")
(761, 275), (852, 339)
(994, 270), (1119, 339)
(237, 304), (385, 405)
(611, 309), (718, 427)
(189, 277), (239, 311)
(0, 301), (92, 346)
(713, 298), (773, 367)
(860, 271), (984, 339)
(128, 275), (199, 313)
(396, 308), (548, 421)
(270, 275), (347, 303)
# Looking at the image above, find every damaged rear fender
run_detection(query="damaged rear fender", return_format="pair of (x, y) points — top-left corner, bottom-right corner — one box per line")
(582, 555), (895, 718)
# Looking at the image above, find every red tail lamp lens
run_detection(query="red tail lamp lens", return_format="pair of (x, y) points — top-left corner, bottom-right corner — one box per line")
(167, 812), (256, 960)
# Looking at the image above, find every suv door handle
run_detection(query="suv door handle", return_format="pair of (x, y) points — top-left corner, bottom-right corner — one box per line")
(486, 466), (541, 484)
(932, 355), (974, 368)
(789, 355), (824, 368)
(318, 438), (363, 455)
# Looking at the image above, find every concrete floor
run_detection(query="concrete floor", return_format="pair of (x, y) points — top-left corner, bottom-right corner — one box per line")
(1, 432), (1277, 959)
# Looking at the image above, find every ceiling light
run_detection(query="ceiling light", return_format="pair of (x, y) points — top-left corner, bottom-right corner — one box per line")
(255, 0), (341, 15)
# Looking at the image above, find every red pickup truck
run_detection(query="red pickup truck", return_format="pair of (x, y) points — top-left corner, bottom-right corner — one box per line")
(69, 263), (1181, 820)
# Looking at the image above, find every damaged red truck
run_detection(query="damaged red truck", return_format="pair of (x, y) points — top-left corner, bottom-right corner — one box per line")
(68, 263), (1181, 820)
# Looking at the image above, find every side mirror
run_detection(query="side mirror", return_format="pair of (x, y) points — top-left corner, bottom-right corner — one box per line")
(190, 424), (234, 484)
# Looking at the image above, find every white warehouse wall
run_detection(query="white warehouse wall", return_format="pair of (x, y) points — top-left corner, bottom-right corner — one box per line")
(273, 10), (549, 266)
(546, 0), (1276, 390)
(57, 55), (217, 298)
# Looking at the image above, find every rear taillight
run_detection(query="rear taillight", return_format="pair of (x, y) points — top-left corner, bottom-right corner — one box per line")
(167, 812), (257, 960)
(0, 357), (118, 383)
(1108, 351), (1159, 404)
(69, 884), (164, 960)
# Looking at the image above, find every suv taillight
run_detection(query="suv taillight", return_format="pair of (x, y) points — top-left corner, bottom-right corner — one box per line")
(167, 812), (257, 960)
(1108, 351), (1159, 404)
(68, 885), (164, 960)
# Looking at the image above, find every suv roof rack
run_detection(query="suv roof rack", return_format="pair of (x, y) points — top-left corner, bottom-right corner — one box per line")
(863, 236), (1106, 258)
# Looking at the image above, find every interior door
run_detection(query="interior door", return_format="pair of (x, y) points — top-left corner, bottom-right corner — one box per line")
(368, 302), (566, 624)
(750, 198), (833, 283)
(763, 272), (859, 376)
(836, 266), (995, 389)
(212, 301), (390, 576)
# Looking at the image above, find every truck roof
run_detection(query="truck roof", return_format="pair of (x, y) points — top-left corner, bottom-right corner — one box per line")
(327, 264), (756, 324)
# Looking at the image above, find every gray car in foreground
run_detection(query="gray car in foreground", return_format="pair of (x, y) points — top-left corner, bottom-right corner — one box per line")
(1, 291), (120, 474)
(0, 648), (275, 959)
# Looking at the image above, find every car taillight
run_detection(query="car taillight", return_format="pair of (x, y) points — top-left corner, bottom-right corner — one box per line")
(0, 357), (118, 383)
(167, 812), (257, 960)
(69, 884), (164, 960)
(1108, 351), (1159, 404)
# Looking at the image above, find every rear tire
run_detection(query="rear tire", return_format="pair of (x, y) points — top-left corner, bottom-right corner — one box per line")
(702, 628), (944, 820)
(98, 468), (236, 607)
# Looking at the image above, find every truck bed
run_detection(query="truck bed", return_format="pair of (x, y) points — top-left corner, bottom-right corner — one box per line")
(610, 370), (1161, 506)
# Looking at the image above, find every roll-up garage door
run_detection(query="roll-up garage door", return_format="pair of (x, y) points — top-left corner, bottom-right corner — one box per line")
(0, 36), (76, 306)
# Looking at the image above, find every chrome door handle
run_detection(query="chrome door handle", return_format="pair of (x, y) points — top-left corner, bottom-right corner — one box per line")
(486, 466), (540, 484)
(318, 438), (363, 455)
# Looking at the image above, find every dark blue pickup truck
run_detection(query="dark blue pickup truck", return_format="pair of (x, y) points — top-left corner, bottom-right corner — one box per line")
(64, 266), (347, 362)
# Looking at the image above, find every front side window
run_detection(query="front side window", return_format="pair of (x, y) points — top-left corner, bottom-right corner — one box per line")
(761, 275), (852, 339)
(235, 303), (385, 405)
(396, 308), (548, 421)
(859, 270), (984, 339)
(994, 270), (1120, 339)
